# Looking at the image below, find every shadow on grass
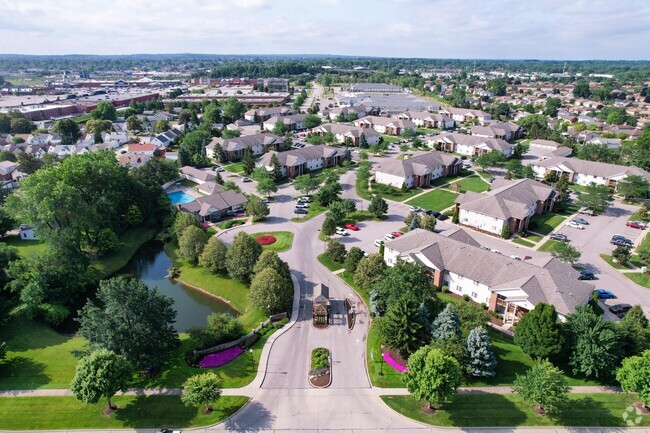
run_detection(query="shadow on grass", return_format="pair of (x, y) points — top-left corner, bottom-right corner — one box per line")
(113, 395), (198, 428)
(552, 396), (624, 428)
(446, 393), (527, 427)
(0, 357), (50, 389)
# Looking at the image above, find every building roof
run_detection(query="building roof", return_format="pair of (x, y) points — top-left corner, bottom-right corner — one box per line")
(180, 166), (216, 183)
(533, 157), (650, 181)
(356, 116), (416, 129)
(180, 190), (248, 216)
(530, 139), (563, 149)
(430, 132), (512, 153)
(374, 151), (461, 179)
(386, 228), (594, 315)
(258, 145), (345, 168)
(470, 122), (521, 137)
(312, 123), (380, 139)
(209, 133), (281, 153)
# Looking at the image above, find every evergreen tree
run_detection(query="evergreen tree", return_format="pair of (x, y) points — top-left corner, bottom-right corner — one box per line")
(213, 143), (226, 163)
(368, 195), (388, 218)
(242, 147), (255, 176)
(378, 296), (428, 357)
(321, 215), (337, 237)
(466, 326), (497, 378)
(408, 214), (421, 231)
(431, 303), (462, 341)
(514, 303), (564, 359)
(270, 153), (282, 181)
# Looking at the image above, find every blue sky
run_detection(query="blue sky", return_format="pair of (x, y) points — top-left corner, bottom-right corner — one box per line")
(1, 0), (649, 60)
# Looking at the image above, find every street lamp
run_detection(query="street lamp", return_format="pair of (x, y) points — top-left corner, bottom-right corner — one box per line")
(249, 348), (253, 369)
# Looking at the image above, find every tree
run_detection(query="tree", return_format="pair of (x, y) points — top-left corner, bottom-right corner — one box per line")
(271, 121), (287, 136)
(475, 152), (505, 169)
(70, 349), (131, 411)
(198, 237), (228, 273)
(617, 350), (650, 408)
(341, 198), (356, 217)
(242, 147), (255, 176)
(9, 117), (36, 134)
(90, 101), (117, 121)
(222, 180), (241, 193)
(612, 245), (631, 264)
(181, 372), (222, 413)
(188, 313), (244, 349)
(372, 260), (434, 316)
(172, 211), (202, 238)
(303, 114), (322, 129)
(513, 360), (569, 413)
(565, 305), (622, 379)
(353, 253), (387, 292)
(321, 215), (337, 237)
(405, 347), (462, 411)
(269, 154), (283, 181)
(514, 303), (564, 359)
(221, 98), (245, 124)
(378, 297), (428, 357)
(573, 80), (592, 99)
(456, 301), (489, 331)
(180, 129), (211, 167)
(544, 97), (562, 117)
(293, 174), (320, 197)
(550, 242), (581, 264)
(618, 306), (649, 358)
(225, 232), (262, 282)
(420, 214), (437, 232)
(246, 197), (270, 221)
(359, 133), (369, 149)
(52, 119), (81, 145)
(576, 183), (613, 213)
(344, 247), (365, 274)
(521, 165), (535, 179)
(617, 175), (650, 200)
(315, 183), (341, 206)
(466, 326), (497, 377)
(154, 119), (171, 133)
(408, 213), (421, 231)
(126, 115), (143, 132)
(431, 303), (462, 341)
(178, 225), (209, 265)
(488, 77), (507, 96)
(256, 178), (277, 198)
(326, 239), (346, 263)
(327, 201), (346, 225)
(249, 267), (293, 314)
(253, 250), (291, 281)
(368, 195), (388, 218)
(203, 104), (221, 126)
(0, 207), (15, 238)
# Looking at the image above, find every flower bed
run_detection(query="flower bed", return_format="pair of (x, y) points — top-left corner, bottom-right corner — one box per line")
(256, 234), (277, 245)
(199, 346), (244, 368)
(383, 352), (408, 373)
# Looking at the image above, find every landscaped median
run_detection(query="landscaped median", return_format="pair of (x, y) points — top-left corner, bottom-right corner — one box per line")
(251, 231), (294, 252)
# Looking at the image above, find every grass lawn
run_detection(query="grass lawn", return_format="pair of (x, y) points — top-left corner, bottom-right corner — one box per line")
(381, 393), (646, 427)
(625, 272), (650, 288)
(223, 162), (244, 173)
(416, 127), (437, 135)
(406, 189), (459, 211)
(630, 254), (646, 269)
(89, 226), (158, 279)
(512, 237), (536, 248)
(525, 233), (543, 243)
(476, 169), (494, 180)
(429, 171), (472, 188)
(381, 135), (401, 144)
(529, 213), (566, 235)
(600, 253), (632, 270)
(290, 201), (327, 222)
(317, 253), (345, 272)
(0, 395), (248, 430)
(537, 239), (562, 253)
(338, 271), (370, 309)
(0, 234), (46, 257)
(367, 321), (406, 388)
(250, 231), (294, 252)
(447, 176), (489, 193)
(356, 180), (422, 202)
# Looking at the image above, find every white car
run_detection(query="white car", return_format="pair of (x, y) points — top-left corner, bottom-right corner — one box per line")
(297, 196), (310, 203)
(509, 255), (521, 261)
(384, 233), (396, 240)
(489, 248), (501, 254)
(295, 202), (309, 209)
(409, 206), (421, 213)
(567, 221), (584, 230)
(374, 239), (384, 247)
(336, 227), (349, 236)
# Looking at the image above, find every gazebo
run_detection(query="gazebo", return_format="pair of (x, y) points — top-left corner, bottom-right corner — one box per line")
(312, 284), (330, 326)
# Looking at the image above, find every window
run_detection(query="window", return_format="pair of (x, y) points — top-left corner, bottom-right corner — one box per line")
(473, 281), (479, 286)
(471, 292), (477, 298)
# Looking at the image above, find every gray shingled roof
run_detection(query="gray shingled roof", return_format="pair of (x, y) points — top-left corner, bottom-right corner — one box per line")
(258, 145), (345, 168)
(533, 157), (650, 181)
(374, 151), (461, 178)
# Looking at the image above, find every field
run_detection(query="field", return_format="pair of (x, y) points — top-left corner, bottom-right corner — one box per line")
(406, 189), (459, 211)
(356, 179), (422, 202)
(0, 234), (46, 257)
(529, 213), (567, 235)
(446, 176), (489, 193)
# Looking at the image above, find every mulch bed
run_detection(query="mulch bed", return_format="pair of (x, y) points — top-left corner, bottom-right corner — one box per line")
(381, 345), (408, 369)
(489, 316), (504, 326)
(309, 372), (331, 387)
(532, 405), (547, 415)
(103, 405), (118, 416)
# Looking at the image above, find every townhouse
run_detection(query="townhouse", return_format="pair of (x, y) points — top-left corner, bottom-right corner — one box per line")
(207, 133), (282, 161)
(180, 166), (216, 185)
(469, 122), (522, 140)
(256, 145), (346, 178)
(322, 105), (373, 121)
(373, 151), (462, 189)
(531, 157), (650, 187)
(439, 107), (492, 125)
(0, 160), (27, 188)
(428, 132), (513, 157)
(244, 106), (295, 122)
(263, 113), (308, 132)
(383, 228), (594, 323)
(310, 123), (380, 146)
(397, 111), (454, 129)
(179, 190), (248, 223)
(455, 178), (557, 236)
(354, 116), (416, 136)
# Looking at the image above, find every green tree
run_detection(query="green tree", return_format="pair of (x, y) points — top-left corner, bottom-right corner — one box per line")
(221, 98), (245, 124)
(544, 97), (562, 117)
(341, 198), (356, 217)
(212, 143), (226, 163)
(9, 117), (36, 134)
(203, 104), (221, 126)
(178, 225), (209, 265)
(612, 245), (631, 264)
(246, 197), (270, 221)
(353, 253), (387, 292)
(378, 296), (428, 357)
(618, 306), (649, 358)
(315, 183), (341, 206)
(521, 165), (535, 179)
(271, 121), (287, 136)
(303, 114), (322, 129)
(154, 119), (171, 133)
(198, 237), (228, 273)
(90, 101), (117, 121)
(514, 303), (564, 359)
(617, 175), (650, 200)
(52, 118), (81, 145)
(126, 115), (143, 132)
(576, 183), (613, 213)
(253, 250), (291, 280)
(371, 260), (434, 316)
(344, 247), (365, 274)
(408, 213), (421, 231)
(181, 372), (222, 413)
(0, 207), (15, 238)
(172, 212), (202, 238)
(249, 267), (293, 314)
(573, 80), (592, 99)
(513, 360), (569, 413)
(488, 77), (507, 96)
(180, 129), (211, 167)
(405, 347), (462, 411)
(293, 174), (321, 197)
(455, 301), (489, 331)
(222, 180), (241, 193)
(256, 178), (278, 198)
(368, 195), (388, 218)
(321, 215), (337, 237)
(188, 313), (244, 349)
(359, 133), (369, 149)
(225, 232), (262, 282)
(70, 349), (131, 411)
(421, 214), (437, 232)
(242, 147), (255, 176)
(617, 350), (650, 408)
(123, 204), (143, 227)
(550, 241), (581, 264)
(327, 201), (346, 225)
(467, 326), (497, 377)
(326, 239), (346, 263)
(270, 153), (282, 181)
(475, 152), (505, 169)
(431, 303), (462, 341)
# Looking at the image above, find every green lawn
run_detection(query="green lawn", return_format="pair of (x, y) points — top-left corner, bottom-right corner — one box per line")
(406, 189), (459, 211)
(367, 321), (406, 388)
(250, 231), (294, 252)
(626, 272), (650, 288)
(476, 169), (494, 180)
(179, 179), (198, 188)
(0, 234), (46, 257)
(89, 226), (158, 279)
(223, 162), (244, 173)
(529, 213), (566, 235)
(600, 253), (632, 270)
(317, 253), (345, 272)
(0, 395), (248, 430)
(428, 171), (472, 187)
(446, 176), (489, 193)
(525, 233), (543, 243)
(512, 238), (536, 248)
(416, 127), (438, 135)
(381, 393), (647, 427)
(537, 239), (562, 253)
(381, 135), (402, 144)
(356, 180), (422, 202)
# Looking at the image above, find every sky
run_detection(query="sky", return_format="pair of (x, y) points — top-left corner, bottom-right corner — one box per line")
(0, 0), (649, 60)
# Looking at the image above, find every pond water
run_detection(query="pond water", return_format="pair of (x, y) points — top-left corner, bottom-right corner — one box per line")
(118, 241), (238, 332)
(167, 190), (196, 205)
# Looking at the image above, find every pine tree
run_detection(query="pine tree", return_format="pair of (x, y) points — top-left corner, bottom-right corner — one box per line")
(466, 326), (497, 377)
(215, 172), (224, 185)
(242, 147), (255, 176)
(213, 143), (226, 163)
(431, 303), (462, 341)
(408, 214), (421, 231)
(359, 133), (368, 149)
(378, 297), (428, 357)
(270, 153), (282, 181)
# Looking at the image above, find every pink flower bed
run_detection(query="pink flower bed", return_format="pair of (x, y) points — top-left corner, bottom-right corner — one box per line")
(383, 352), (408, 373)
(199, 346), (244, 368)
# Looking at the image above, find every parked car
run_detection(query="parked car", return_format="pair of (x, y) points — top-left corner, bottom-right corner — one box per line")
(409, 206), (422, 213)
(611, 238), (634, 247)
(297, 196), (311, 203)
(572, 217), (589, 225)
(509, 255), (521, 260)
(594, 289), (615, 299)
(242, 177), (252, 182)
(549, 233), (568, 241)
(261, 198), (269, 203)
(490, 248), (501, 254)
(578, 270), (596, 280)
(336, 227), (349, 236)
(578, 208), (595, 216)
(294, 208), (308, 215)
(612, 234), (633, 243)
(344, 223), (359, 231)
(609, 303), (632, 317)
(626, 221), (646, 230)
(436, 214), (449, 221)
(374, 239), (384, 248)
(384, 233), (396, 240)
(391, 231), (404, 238)
(567, 221), (584, 230)
(295, 203), (309, 209)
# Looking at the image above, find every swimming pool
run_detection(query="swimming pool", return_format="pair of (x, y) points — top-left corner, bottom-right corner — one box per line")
(167, 191), (196, 205)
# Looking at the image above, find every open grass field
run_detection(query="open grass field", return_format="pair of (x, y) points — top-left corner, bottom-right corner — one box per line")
(0, 234), (47, 257)
(446, 176), (489, 193)
(223, 162), (244, 173)
(529, 213), (566, 235)
(537, 239), (562, 253)
(381, 393), (646, 427)
(356, 180), (423, 202)
(250, 231), (294, 252)
(0, 395), (248, 430)
(406, 189), (459, 211)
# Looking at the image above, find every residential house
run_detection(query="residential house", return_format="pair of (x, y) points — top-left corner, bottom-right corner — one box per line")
(531, 157), (650, 187)
(127, 143), (157, 156)
(256, 145), (346, 178)
(383, 228), (594, 322)
(354, 116), (416, 136)
(118, 154), (151, 169)
(428, 132), (513, 157)
(585, 135), (621, 149)
(180, 190), (248, 222)
(397, 111), (454, 129)
(373, 151), (462, 189)
(180, 166), (216, 185)
(439, 108), (492, 125)
(207, 133), (282, 161)
(530, 139), (563, 151)
(244, 106), (295, 122)
(151, 129), (182, 148)
(0, 160), (26, 188)
(324, 105), (373, 121)
(455, 178), (557, 236)
(263, 113), (308, 132)
(469, 122), (522, 140)
(310, 123), (380, 146)
(102, 131), (129, 147)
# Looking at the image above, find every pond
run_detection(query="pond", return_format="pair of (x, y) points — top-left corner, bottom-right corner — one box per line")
(118, 241), (238, 332)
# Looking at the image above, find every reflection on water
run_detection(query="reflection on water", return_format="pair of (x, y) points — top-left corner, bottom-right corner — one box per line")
(119, 241), (238, 332)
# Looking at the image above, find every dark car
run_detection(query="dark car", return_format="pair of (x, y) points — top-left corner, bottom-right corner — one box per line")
(572, 217), (589, 225)
(612, 234), (632, 243)
(578, 270), (596, 280)
(549, 233), (568, 241)
(293, 208), (308, 215)
(593, 289), (615, 299)
(608, 303), (632, 317)
(436, 214), (449, 221)
(611, 239), (634, 248)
